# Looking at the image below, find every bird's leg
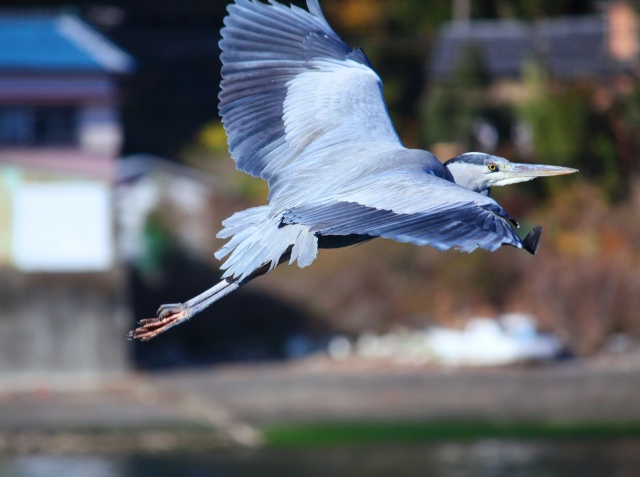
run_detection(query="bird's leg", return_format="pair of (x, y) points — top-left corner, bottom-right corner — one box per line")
(128, 278), (240, 341)
(127, 258), (286, 341)
(130, 279), (240, 341)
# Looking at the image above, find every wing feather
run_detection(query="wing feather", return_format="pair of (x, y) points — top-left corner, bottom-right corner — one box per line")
(282, 172), (525, 253)
(219, 0), (402, 182)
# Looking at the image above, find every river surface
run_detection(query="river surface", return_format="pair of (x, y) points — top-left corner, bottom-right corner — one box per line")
(1, 438), (639, 477)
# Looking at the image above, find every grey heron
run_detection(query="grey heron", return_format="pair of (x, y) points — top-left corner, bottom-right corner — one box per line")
(129, 0), (576, 341)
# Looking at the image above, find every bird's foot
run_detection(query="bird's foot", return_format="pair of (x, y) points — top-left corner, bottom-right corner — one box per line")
(127, 304), (192, 341)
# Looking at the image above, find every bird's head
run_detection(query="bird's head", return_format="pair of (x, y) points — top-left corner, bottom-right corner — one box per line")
(444, 152), (577, 196)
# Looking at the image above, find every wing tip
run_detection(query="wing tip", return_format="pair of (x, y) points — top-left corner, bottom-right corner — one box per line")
(523, 225), (543, 255)
(306, 0), (326, 21)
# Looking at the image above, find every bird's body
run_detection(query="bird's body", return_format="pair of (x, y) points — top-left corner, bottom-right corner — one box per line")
(129, 0), (576, 341)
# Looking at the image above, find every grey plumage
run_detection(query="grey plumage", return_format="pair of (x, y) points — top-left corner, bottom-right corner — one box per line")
(129, 0), (576, 341)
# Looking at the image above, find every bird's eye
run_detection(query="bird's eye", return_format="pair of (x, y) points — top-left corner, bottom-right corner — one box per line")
(488, 163), (497, 172)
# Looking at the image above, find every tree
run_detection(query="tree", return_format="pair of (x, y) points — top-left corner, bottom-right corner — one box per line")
(422, 44), (491, 146)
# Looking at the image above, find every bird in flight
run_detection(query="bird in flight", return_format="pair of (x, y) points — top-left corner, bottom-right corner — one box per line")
(129, 0), (576, 341)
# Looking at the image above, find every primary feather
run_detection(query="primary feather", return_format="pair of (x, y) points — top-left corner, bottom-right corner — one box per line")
(219, 0), (399, 182)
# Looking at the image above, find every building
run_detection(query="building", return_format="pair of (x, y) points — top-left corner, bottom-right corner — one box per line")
(430, 2), (639, 83)
(426, 2), (640, 160)
(0, 10), (134, 378)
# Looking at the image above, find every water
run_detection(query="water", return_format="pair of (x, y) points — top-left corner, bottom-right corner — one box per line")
(1, 438), (639, 477)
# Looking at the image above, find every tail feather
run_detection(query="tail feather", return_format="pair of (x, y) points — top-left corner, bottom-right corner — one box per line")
(216, 206), (270, 239)
(290, 225), (317, 266)
(215, 206), (319, 281)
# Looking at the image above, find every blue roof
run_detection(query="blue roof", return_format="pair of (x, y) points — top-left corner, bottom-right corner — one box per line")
(0, 13), (134, 73)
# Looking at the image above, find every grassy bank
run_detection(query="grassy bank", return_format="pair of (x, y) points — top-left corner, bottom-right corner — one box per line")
(263, 421), (640, 447)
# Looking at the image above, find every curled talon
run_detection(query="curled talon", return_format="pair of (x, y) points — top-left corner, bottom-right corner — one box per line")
(128, 308), (191, 341)
(137, 318), (160, 325)
(157, 303), (186, 319)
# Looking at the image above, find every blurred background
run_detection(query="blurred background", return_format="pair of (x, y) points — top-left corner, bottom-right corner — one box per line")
(0, 0), (639, 475)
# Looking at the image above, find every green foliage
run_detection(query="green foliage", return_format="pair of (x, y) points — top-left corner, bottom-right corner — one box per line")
(197, 121), (229, 153)
(450, 44), (492, 90)
(422, 44), (491, 145)
(139, 211), (174, 274)
(423, 85), (473, 143)
(264, 421), (640, 447)
(622, 86), (640, 130)
(592, 133), (620, 197)
(183, 120), (269, 203)
(517, 62), (587, 170)
(516, 60), (640, 199)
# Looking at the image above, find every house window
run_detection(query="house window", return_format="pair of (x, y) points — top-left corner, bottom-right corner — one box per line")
(0, 106), (78, 146)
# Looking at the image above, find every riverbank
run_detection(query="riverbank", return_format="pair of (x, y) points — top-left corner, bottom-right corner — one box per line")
(0, 350), (639, 453)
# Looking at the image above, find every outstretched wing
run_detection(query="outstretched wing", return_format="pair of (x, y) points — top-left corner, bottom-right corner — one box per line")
(219, 0), (402, 182)
(283, 171), (528, 253)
